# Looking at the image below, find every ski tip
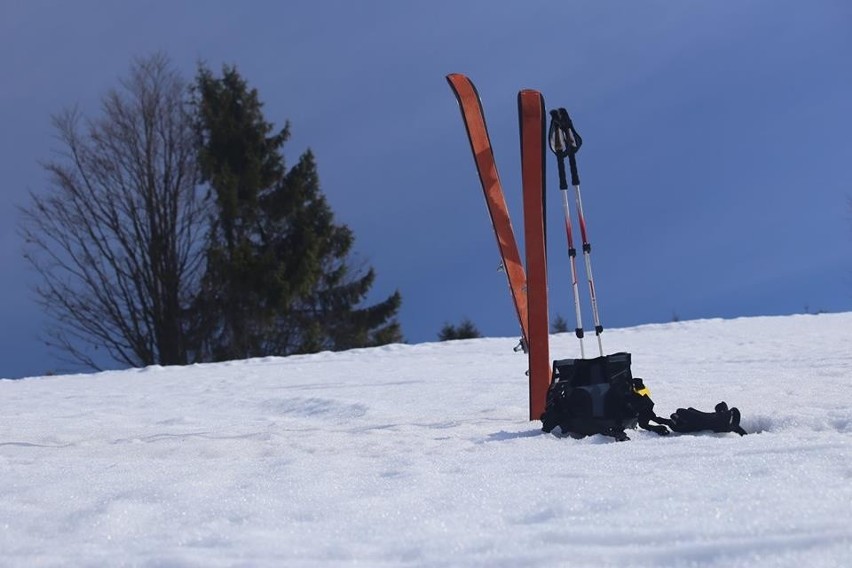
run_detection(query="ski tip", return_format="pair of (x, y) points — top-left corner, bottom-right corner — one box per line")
(446, 73), (481, 101)
(446, 72), (469, 84)
(519, 89), (546, 110)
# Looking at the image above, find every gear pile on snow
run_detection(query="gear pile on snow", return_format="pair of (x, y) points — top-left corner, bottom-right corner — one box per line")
(540, 353), (670, 441)
(447, 73), (748, 440)
(540, 352), (747, 441)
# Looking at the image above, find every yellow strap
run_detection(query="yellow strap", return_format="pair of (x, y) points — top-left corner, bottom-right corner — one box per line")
(635, 387), (651, 397)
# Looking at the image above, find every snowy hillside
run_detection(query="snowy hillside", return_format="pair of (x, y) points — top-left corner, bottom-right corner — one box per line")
(1, 313), (851, 567)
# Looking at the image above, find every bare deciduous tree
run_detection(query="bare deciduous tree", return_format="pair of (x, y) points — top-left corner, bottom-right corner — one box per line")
(20, 54), (207, 370)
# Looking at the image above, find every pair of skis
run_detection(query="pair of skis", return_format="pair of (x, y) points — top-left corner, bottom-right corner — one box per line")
(446, 73), (604, 421)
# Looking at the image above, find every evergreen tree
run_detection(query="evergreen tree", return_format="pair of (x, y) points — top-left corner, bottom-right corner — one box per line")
(438, 318), (481, 341)
(551, 314), (569, 334)
(192, 64), (401, 360)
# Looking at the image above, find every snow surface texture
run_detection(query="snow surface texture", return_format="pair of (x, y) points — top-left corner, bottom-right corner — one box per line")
(1, 313), (850, 567)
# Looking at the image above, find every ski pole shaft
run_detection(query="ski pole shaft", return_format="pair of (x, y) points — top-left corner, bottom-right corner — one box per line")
(559, 189), (585, 358)
(573, 183), (604, 356)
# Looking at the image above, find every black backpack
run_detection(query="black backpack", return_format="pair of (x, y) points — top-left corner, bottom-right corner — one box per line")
(540, 352), (745, 441)
(540, 352), (670, 441)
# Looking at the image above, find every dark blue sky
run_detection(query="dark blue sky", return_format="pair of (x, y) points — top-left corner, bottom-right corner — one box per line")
(2, 1), (850, 377)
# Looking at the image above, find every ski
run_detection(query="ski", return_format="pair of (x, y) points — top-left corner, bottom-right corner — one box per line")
(446, 73), (530, 349)
(518, 89), (550, 421)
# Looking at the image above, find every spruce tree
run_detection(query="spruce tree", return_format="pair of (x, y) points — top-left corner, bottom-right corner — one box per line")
(192, 65), (401, 360)
(438, 318), (481, 341)
(551, 314), (569, 334)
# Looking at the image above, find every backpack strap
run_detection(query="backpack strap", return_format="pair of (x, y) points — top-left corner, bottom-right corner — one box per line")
(602, 427), (630, 442)
(630, 378), (670, 436)
(638, 413), (672, 436)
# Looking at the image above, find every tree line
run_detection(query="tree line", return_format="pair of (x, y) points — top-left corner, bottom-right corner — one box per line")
(20, 54), (402, 370)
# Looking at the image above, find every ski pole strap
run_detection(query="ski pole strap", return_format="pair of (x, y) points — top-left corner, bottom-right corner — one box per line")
(548, 111), (569, 190)
(548, 108), (583, 188)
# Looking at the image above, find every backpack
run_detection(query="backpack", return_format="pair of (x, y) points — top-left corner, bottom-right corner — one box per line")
(540, 351), (747, 440)
(540, 352), (669, 441)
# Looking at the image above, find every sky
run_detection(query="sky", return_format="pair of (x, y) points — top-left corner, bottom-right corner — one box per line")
(2, 312), (851, 564)
(1, 1), (851, 378)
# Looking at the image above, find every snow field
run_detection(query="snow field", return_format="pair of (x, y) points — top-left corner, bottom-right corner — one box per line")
(1, 313), (850, 566)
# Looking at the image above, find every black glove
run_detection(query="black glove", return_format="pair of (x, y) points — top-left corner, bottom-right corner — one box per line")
(668, 402), (747, 436)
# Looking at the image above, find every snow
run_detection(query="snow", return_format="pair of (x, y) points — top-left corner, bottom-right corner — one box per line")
(1, 312), (851, 567)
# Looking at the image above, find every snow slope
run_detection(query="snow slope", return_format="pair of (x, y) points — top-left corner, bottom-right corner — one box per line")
(1, 313), (851, 567)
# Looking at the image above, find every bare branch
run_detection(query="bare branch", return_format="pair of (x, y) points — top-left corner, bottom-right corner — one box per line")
(19, 54), (208, 370)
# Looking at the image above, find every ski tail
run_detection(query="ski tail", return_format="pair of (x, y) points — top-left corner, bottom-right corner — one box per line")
(446, 73), (530, 349)
(518, 89), (550, 420)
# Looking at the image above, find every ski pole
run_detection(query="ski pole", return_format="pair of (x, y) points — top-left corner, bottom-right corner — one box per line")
(550, 108), (604, 357)
(548, 111), (585, 358)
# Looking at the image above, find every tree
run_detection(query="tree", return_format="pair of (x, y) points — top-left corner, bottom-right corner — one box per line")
(21, 56), (402, 371)
(551, 313), (569, 333)
(192, 64), (401, 360)
(20, 54), (207, 369)
(438, 318), (481, 341)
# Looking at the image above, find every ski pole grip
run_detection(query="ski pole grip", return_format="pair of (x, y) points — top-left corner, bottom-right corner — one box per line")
(568, 154), (580, 186)
(557, 108), (582, 186)
(559, 109), (582, 153)
(557, 156), (568, 190)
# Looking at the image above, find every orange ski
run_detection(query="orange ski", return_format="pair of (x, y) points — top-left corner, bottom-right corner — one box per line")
(446, 73), (529, 348)
(518, 89), (551, 420)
